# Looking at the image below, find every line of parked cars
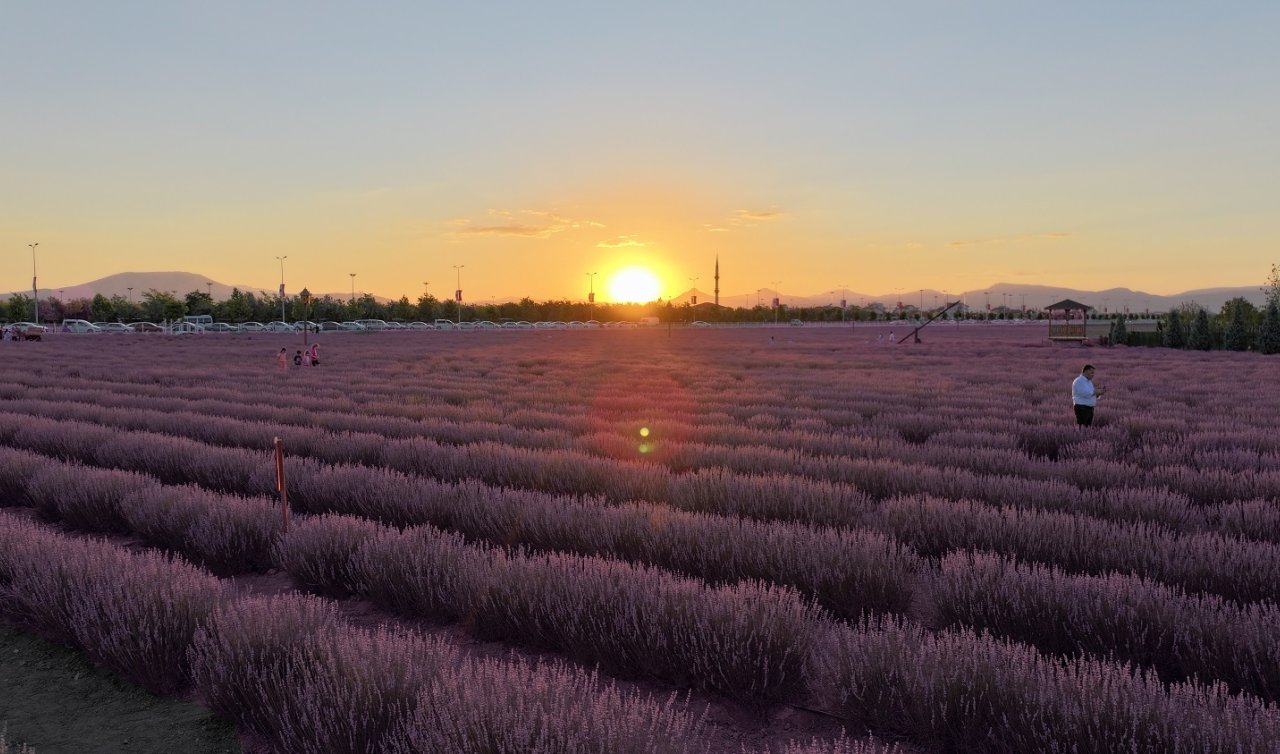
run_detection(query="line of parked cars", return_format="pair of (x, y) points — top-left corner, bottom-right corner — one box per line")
(28, 317), (635, 335)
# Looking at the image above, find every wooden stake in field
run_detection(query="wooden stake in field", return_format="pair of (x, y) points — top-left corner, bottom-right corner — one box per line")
(273, 436), (289, 533)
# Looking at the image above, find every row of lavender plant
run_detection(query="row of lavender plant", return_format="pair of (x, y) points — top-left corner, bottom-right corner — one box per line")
(8, 488), (1280, 752)
(809, 615), (1280, 754)
(9, 442), (1280, 706)
(1, 415), (1276, 610)
(278, 512), (821, 701)
(9, 385), (1279, 518)
(0, 440), (916, 619)
(0, 397), (1262, 545)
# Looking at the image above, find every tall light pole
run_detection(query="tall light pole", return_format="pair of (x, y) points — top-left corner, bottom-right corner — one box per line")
(586, 272), (596, 321)
(275, 256), (288, 323)
(349, 273), (356, 301)
(453, 265), (465, 325)
(688, 277), (699, 306)
(28, 242), (38, 323)
(984, 291), (991, 319)
(422, 281), (430, 298)
(771, 280), (781, 325)
(206, 282), (213, 301)
(127, 287), (133, 304)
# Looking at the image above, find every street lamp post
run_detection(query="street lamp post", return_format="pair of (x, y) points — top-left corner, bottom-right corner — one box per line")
(453, 265), (465, 325)
(984, 291), (991, 319)
(127, 287), (133, 304)
(349, 273), (356, 301)
(275, 256), (288, 324)
(586, 272), (596, 322)
(837, 283), (848, 323)
(771, 280), (781, 325)
(28, 242), (38, 323)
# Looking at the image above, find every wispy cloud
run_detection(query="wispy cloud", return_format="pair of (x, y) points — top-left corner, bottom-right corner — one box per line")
(735, 208), (783, 221)
(596, 235), (647, 248)
(947, 231), (1071, 248)
(702, 224), (729, 233)
(906, 242), (925, 250)
(449, 209), (604, 240)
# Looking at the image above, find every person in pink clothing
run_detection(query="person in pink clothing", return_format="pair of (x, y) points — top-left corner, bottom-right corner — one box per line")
(308, 343), (320, 367)
(277, 347), (288, 371)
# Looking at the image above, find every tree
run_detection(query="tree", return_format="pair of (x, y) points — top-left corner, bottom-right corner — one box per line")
(1222, 297), (1254, 351)
(1263, 263), (1280, 309)
(1187, 307), (1212, 350)
(219, 288), (254, 323)
(185, 290), (214, 315)
(1109, 314), (1127, 345)
(7, 294), (33, 323)
(1163, 311), (1185, 348)
(1259, 300), (1280, 355)
(90, 294), (116, 322)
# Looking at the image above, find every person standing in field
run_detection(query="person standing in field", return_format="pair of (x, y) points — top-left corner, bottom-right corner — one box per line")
(277, 347), (288, 371)
(308, 342), (319, 366)
(1072, 363), (1105, 426)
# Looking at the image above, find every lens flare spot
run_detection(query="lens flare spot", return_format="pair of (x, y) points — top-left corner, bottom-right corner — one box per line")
(639, 427), (650, 437)
(638, 443), (652, 454)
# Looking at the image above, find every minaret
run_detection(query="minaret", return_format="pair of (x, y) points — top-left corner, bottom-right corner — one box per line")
(714, 255), (720, 307)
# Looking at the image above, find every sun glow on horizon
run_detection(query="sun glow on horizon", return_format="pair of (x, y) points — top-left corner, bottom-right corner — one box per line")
(607, 266), (662, 303)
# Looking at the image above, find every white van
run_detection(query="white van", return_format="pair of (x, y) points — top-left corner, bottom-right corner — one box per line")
(61, 319), (102, 333)
(354, 319), (387, 331)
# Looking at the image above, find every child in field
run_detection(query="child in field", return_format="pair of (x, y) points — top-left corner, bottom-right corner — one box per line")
(277, 348), (288, 371)
(294, 350), (304, 366)
(308, 343), (319, 366)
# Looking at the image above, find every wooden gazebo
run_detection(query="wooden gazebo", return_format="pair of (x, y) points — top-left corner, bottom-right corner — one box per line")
(1046, 299), (1092, 342)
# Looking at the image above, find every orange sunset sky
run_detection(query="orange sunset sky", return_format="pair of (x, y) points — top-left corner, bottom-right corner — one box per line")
(3, 3), (1277, 303)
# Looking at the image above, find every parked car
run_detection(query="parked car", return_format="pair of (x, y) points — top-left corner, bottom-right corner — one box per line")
(238, 322), (266, 332)
(406, 321), (434, 330)
(382, 321), (407, 330)
(265, 321), (296, 332)
(293, 321), (320, 332)
(320, 321), (345, 331)
(95, 323), (133, 334)
(789, 319), (804, 327)
(10, 322), (47, 340)
(128, 322), (164, 333)
(434, 319), (458, 330)
(690, 320), (711, 328)
(204, 322), (239, 332)
(337, 321), (366, 331)
(61, 319), (102, 333)
(170, 322), (204, 334)
(354, 319), (388, 331)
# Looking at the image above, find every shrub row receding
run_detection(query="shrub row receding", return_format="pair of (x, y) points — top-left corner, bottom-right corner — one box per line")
(930, 551), (1280, 702)
(0, 512), (225, 695)
(0, 513), (711, 753)
(278, 513), (822, 702)
(0, 442), (916, 618)
(809, 616), (1280, 754)
(878, 495), (1280, 605)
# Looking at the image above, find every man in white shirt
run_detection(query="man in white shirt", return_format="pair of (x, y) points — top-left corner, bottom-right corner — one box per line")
(1071, 364), (1105, 426)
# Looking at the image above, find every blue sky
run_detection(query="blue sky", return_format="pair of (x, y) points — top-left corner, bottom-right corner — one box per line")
(3, 2), (1277, 301)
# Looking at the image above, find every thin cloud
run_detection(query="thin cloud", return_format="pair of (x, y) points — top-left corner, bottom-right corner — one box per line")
(906, 242), (925, 250)
(448, 209), (604, 240)
(735, 208), (783, 221)
(702, 224), (729, 233)
(596, 235), (646, 249)
(947, 231), (1069, 248)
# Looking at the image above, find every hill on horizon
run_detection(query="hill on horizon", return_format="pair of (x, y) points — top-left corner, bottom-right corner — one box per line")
(3, 271), (1270, 314)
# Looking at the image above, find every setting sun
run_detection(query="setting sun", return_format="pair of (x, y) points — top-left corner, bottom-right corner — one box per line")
(607, 267), (662, 303)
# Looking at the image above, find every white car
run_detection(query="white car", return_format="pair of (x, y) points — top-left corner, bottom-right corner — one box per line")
(338, 321), (366, 331)
(265, 321), (296, 332)
(96, 323), (133, 334)
(205, 322), (239, 332)
(170, 322), (204, 334)
(690, 321), (711, 328)
(406, 321), (434, 330)
(239, 322), (267, 332)
(61, 319), (102, 333)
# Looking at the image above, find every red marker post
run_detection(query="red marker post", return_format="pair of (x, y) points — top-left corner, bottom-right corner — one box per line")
(273, 437), (289, 533)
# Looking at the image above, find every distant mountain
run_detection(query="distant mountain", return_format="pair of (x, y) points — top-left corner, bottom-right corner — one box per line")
(3, 271), (378, 304)
(3, 271), (1266, 314)
(673, 282), (1266, 314)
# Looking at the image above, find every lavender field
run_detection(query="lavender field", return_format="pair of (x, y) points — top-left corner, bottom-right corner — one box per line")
(2, 324), (1279, 753)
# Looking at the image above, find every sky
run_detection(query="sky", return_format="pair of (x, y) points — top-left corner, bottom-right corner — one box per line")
(2, 2), (1277, 303)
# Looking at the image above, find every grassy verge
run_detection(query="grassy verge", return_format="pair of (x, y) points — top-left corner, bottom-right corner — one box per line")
(0, 623), (239, 754)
